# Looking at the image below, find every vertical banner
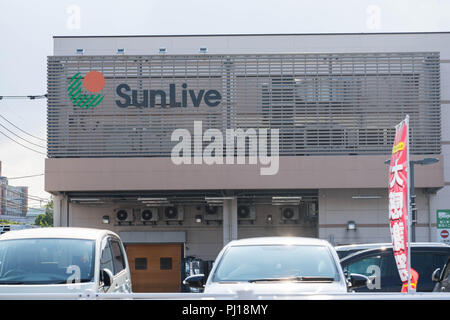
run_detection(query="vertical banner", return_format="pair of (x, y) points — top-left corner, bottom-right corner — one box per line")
(388, 115), (412, 292)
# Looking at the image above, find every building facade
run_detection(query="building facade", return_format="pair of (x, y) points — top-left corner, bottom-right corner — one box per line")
(46, 33), (449, 292)
(0, 162), (28, 217)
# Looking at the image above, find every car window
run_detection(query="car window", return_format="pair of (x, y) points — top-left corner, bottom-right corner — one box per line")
(337, 250), (358, 260)
(442, 259), (450, 281)
(110, 239), (126, 275)
(100, 239), (114, 273)
(412, 252), (449, 292)
(345, 255), (381, 277)
(213, 245), (339, 282)
(0, 238), (95, 284)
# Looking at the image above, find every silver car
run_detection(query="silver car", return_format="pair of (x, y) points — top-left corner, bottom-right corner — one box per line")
(184, 237), (367, 294)
(0, 227), (132, 294)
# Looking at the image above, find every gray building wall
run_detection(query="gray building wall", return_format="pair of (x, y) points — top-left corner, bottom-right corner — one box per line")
(319, 188), (433, 245)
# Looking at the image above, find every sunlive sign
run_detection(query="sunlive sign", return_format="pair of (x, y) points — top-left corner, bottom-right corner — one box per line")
(436, 210), (450, 244)
(68, 71), (222, 110)
(115, 83), (222, 108)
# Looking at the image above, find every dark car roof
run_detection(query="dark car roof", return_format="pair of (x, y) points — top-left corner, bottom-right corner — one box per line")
(340, 243), (450, 264)
(335, 242), (448, 252)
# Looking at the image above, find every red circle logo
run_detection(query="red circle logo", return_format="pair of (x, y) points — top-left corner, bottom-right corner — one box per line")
(441, 230), (449, 239)
(83, 70), (105, 93)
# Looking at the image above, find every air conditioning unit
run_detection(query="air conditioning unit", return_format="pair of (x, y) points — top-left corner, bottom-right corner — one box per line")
(204, 205), (223, 221)
(163, 206), (184, 222)
(140, 208), (159, 223)
(281, 206), (300, 221)
(237, 205), (256, 221)
(115, 208), (134, 224)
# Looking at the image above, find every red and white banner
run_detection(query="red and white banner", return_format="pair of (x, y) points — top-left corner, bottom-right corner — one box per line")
(388, 115), (412, 292)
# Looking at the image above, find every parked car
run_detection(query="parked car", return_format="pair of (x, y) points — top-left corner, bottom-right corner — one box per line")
(0, 227), (132, 294)
(432, 257), (450, 292)
(184, 237), (368, 294)
(340, 243), (450, 292)
(335, 243), (392, 259)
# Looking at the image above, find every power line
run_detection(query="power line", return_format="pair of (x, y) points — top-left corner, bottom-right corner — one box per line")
(0, 129), (46, 155)
(0, 95), (47, 100)
(0, 199), (49, 211)
(5, 191), (49, 203)
(0, 184), (50, 202)
(0, 199), (47, 211)
(0, 115), (46, 142)
(0, 123), (46, 148)
(0, 192), (49, 203)
(7, 173), (44, 180)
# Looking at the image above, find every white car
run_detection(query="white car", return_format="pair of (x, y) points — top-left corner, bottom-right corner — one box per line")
(0, 227), (132, 294)
(183, 237), (368, 295)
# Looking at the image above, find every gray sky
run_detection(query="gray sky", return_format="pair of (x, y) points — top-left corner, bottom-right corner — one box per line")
(0, 0), (450, 205)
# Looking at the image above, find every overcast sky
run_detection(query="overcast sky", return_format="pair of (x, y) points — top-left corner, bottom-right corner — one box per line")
(1, 0), (450, 205)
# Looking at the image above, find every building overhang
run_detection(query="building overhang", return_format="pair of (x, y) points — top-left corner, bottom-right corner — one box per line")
(45, 155), (444, 193)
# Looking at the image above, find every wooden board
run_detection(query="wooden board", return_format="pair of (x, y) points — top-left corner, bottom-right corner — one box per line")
(125, 243), (182, 293)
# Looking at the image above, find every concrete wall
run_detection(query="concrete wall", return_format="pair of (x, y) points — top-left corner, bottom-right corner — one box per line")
(45, 155), (444, 192)
(54, 33), (450, 56)
(319, 188), (434, 245)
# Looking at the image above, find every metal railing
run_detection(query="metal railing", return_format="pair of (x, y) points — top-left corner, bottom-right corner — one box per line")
(0, 291), (449, 300)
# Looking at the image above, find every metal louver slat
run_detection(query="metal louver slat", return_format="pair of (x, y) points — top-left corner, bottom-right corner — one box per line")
(47, 52), (441, 158)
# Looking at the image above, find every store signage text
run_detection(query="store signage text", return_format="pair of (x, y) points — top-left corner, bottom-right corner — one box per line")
(115, 83), (222, 108)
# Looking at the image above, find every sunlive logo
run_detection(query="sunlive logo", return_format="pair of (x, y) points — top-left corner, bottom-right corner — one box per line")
(67, 71), (105, 109)
(67, 71), (222, 109)
(115, 83), (222, 108)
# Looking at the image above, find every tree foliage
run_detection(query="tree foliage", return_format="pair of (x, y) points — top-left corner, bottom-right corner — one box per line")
(34, 200), (53, 227)
(0, 219), (20, 225)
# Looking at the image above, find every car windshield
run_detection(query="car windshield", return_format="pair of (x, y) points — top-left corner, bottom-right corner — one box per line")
(212, 245), (339, 282)
(0, 238), (95, 285)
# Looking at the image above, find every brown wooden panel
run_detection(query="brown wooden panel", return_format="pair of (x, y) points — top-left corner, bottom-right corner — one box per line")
(125, 244), (182, 293)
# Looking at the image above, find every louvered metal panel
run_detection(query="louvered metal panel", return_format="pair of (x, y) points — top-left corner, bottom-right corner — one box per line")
(47, 52), (440, 158)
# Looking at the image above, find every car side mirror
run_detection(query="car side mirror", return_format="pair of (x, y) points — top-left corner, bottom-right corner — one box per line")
(432, 268), (441, 282)
(183, 274), (205, 289)
(100, 268), (114, 288)
(348, 273), (369, 289)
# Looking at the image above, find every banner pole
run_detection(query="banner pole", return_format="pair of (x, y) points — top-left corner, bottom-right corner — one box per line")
(406, 115), (412, 293)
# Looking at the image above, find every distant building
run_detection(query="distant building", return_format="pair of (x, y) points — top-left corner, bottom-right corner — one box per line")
(0, 161), (29, 217)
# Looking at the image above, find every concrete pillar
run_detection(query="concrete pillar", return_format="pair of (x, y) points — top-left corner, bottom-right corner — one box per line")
(52, 194), (62, 227)
(223, 198), (238, 246)
(56, 195), (69, 227)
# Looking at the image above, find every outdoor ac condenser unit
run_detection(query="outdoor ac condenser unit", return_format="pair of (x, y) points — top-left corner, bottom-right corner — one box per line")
(115, 208), (134, 223)
(281, 206), (300, 221)
(237, 205), (256, 221)
(140, 208), (159, 222)
(204, 205), (223, 221)
(163, 206), (184, 222)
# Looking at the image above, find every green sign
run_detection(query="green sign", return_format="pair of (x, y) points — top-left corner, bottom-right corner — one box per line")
(437, 210), (450, 228)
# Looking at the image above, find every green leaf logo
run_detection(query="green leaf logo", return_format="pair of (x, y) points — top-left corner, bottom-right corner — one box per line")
(67, 71), (105, 109)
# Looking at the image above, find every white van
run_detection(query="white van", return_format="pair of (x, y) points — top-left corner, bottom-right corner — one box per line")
(0, 227), (132, 294)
